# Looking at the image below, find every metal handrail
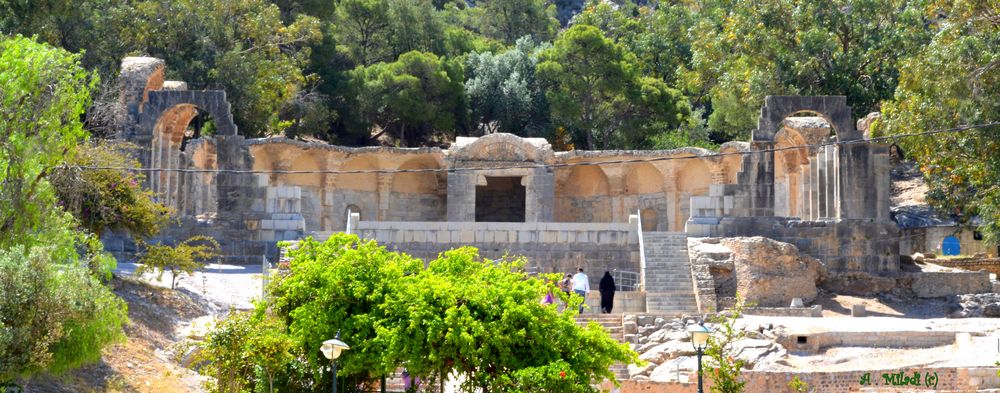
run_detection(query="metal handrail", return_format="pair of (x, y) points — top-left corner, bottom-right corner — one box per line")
(636, 209), (646, 292)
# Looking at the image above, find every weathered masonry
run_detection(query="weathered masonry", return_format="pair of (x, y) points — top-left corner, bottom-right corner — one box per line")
(107, 57), (899, 313)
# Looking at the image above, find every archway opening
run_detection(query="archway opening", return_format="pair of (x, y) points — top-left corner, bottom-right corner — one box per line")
(475, 176), (525, 222)
(774, 113), (833, 219)
(151, 104), (219, 217)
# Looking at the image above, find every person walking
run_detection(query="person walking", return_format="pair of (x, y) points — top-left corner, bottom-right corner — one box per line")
(572, 268), (589, 314)
(599, 271), (616, 313)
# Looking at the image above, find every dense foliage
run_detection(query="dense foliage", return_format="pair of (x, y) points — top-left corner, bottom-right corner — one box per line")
(879, 0), (1000, 244)
(50, 142), (171, 240)
(199, 234), (637, 393)
(0, 35), (128, 380)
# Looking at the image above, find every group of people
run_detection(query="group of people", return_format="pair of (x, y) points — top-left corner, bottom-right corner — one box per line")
(551, 268), (617, 314)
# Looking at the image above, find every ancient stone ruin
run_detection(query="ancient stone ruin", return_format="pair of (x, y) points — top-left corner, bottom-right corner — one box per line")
(106, 57), (991, 315)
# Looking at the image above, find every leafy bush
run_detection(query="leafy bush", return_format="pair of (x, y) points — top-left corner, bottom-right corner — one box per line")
(0, 245), (127, 381)
(50, 142), (171, 240)
(136, 236), (220, 289)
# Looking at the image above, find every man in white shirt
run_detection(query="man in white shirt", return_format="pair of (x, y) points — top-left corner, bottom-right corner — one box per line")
(572, 268), (589, 313)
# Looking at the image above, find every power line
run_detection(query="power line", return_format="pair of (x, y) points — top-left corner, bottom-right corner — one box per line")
(71, 122), (1000, 175)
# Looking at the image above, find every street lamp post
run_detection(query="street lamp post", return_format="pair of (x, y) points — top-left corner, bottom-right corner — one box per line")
(688, 323), (711, 393)
(321, 332), (351, 393)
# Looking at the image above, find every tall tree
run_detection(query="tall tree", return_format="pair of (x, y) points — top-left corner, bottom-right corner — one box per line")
(465, 37), (551, 136)
(538, 24), (689, 149)
(879, 0), (1000, 243)
(350, 51), (468, 146)
(681, 0), (933, 141)
(476, 0), (558, 44)
(335, 0), (392, 66)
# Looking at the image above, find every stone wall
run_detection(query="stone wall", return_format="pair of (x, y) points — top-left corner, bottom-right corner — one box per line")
(617, 367), (999, 393)
(717, 217), (899, 273)
(355, 221), (640, 287)
(909, 271), (992, 298)
(900, 227), (994, 257)
(929, 257), (1000, 276)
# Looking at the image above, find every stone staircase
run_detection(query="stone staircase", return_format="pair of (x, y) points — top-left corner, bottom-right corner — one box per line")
(576, 314), (629, 381)
(643, 232), (699, 314)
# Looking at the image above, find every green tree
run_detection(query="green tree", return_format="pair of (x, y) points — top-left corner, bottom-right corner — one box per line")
(335, 0), (393, 66)
(351, 51), (468, 146)
(0, 35), (94, 250)
(135, 236), (221, 289)
(476, 0), (558, 44)
(879, 0), (1000, 243)
(205, 234), (637, 392)
(0, 245), (128, 381)
(465, 37), (551, 135)
(538, 25), (689, 149)
(681, 0), (933, 141)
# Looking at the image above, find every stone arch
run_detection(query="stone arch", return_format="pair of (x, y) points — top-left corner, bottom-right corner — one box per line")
(556, 165), (611, 222)
(346, 204), (362, 221)
(392, 156), (441, 194)
(286, 151), (323, 188)
(140, 90), (237, 138)
(624, 162), (663, 194)
(337, 155), (380, 192)
(774, 127), (811, 217)
(675, 158), (712, 230)
(754, 96), (858, 142)
(449, 133), (553, 163)
(562, 165), (610, 196)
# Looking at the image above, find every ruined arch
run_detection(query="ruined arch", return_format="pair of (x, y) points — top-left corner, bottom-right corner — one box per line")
(754, 96), (858, 142)
(449, 133), (553, 163)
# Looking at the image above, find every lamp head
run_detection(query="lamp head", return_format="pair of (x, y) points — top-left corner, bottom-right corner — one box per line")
(687, 323), (711, 350)
(321, 331), (350, 360)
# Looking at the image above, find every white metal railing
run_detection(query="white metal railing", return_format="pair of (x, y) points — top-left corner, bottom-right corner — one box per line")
(611, 269), (641, 292)
(635, 209), (646, 292)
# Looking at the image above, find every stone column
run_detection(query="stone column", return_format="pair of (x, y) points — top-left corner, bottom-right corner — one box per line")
(661, 168), (678, 231)
(526, 167), (554, 222)
(710, 166), (726, 185)
(376, 173), (393, 221)
(800, 162), (812, 220)
(321, 160), (340, 230)
(447, 169), (475, 221)
(815, 149), (828, 218)
(824, 145), (837, 219)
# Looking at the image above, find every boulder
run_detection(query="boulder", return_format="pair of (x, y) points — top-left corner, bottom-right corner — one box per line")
(648, 357), (697, 382)
(638, 340), (696, 363)
(719, 237), (827, 307)
(628, 362), (656, 378)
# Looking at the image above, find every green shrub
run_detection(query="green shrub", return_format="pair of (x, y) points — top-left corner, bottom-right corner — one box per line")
(136, 236), (220, 289)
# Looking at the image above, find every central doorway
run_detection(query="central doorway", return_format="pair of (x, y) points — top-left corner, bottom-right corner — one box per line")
(475, 176), (526, 222)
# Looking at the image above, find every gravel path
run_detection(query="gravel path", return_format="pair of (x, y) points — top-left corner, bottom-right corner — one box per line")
(115, 262), (266, 311)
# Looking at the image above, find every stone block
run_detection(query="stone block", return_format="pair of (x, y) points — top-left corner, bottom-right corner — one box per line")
(851, 304), (866, 317)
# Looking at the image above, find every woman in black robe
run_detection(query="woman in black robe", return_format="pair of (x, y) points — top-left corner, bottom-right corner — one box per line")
(599, 271), (616, 313)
